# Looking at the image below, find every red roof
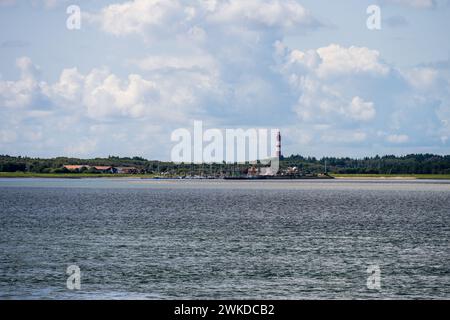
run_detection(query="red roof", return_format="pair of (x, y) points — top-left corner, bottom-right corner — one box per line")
(94, 166), (112, 170)
(64, 165), (89, 170)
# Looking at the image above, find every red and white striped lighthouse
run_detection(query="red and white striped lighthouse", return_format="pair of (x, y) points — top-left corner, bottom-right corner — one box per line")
(275, 130), (281, 158)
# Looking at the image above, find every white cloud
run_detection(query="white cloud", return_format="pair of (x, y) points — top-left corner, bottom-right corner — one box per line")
(401, 67), (438, 89)
(57, 66), (217, 121)
(315, 44), (389, 78)
(278, 44), (381, 124)
(0, 57), (42, 108)
(207, 0), (318, 29)
(269, 40), (449, 154)
(46, 68), (84, 102)
(1, 57), (223, 125)
(82, 72), (159, 118)
(1, 0), (449, 158)
(386, 134), (410, 143)
(292, 80), (376, 123)
(349, 96), (376, 121)
(280, 43), (389, 79)
(89, 0), (186, 36)
(89, 0), (319, 37)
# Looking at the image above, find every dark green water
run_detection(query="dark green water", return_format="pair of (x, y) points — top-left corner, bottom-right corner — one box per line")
(0, 179), (449, 299)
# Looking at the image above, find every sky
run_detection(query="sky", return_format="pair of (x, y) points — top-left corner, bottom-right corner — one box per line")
(0, 0), (449, 160)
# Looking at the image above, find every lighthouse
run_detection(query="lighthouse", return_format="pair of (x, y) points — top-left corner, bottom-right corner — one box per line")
(276, 130), (281, 159)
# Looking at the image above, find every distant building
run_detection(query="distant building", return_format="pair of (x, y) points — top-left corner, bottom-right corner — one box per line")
(63, 165), (134, 174)
(93, 166), (115, 173)
(116, 167), (138, 174)
(287, 167), (298, 175)
(63, 165), (90, 171)
(259, 167), (277, 176)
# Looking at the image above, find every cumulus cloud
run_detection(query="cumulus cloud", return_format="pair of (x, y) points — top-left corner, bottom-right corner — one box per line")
(276, 43), (383, 125)
(274, 40), (450, 152)
(401, 67), (438, 89)
(82, 71), (160, 118)
(315, 44), (390, 78)
(206, 0), (319, 29)
(88, 0), (320, 37)
(1, 56), (220, 123)
(0, 57), (43, 108)
(1, 0), (450, 158)
(88, 0), (186, 36)
(348, 97), (376, 121)
(280, 43), (389, 79)
(0, 57), (197, 158)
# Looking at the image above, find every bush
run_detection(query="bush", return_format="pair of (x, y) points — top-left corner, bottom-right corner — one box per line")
(52, 167), (70, 174)
(0, 162), (26, 172)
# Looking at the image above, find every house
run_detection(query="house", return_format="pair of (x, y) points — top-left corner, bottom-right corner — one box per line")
(259, 167), (277, 176)
(63, 165), (138, 174)
(63, 165), (90, 171)
(93, 166), (115, 173)
(116, 167), (138, 174)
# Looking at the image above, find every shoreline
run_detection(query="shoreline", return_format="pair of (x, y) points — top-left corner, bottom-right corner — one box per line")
(1, 173), (450, 180)
(333, 176), (417, 180)
(331, 174), (450, 180)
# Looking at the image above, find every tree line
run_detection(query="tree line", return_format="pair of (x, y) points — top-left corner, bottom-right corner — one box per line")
(0, 154), (450, 174)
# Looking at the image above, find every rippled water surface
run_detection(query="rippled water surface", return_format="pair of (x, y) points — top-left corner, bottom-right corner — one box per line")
(0, 178), (449, 299)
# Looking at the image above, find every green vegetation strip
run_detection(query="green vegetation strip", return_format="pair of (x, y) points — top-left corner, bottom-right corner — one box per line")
(0, 172), (159, 179)
(1, 172), (450, 180)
